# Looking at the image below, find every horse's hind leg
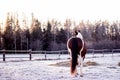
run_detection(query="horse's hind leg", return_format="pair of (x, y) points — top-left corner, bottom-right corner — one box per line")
(79, 56), (83, 77)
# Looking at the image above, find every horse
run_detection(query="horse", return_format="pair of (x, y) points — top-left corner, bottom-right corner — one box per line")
(67, 32), (86, 77)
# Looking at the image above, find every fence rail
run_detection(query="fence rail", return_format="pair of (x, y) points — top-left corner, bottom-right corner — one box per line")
(0, 49), (120, 61)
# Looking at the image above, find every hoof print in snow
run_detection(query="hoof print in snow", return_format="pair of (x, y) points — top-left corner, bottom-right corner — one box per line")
(80, 75), (83, 77)
(107, 66), (117, 69)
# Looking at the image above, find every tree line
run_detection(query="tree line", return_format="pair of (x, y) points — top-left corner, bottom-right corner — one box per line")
(0, 13), (120, 50)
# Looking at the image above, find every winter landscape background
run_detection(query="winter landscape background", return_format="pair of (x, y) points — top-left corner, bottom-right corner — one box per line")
(0, 0), (120, 80)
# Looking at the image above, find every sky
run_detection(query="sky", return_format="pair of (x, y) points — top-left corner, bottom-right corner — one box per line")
(0, 0), (120, 24)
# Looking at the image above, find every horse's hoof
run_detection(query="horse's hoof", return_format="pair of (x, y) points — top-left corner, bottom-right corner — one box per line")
(75, 74), (77, 77)
(76, 73), (79, 75)
(71, 75), (77, 78)
(80, 75), (83, 77)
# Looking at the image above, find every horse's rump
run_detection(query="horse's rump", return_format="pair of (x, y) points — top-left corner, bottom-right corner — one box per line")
(67, 37), (83, 55)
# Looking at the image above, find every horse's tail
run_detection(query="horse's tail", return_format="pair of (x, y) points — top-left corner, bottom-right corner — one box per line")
(71, 38), (79, 74)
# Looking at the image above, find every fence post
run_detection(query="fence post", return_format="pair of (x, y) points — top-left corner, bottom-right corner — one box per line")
(3, 49), (5, 61)
(92, 49), (94, 58)
(112, 49), (113, 57)
(45, 51), (46, 60)
(59, 51), (61, 59)
(103, 50), (104, 57)
(29, 49), (32, 60)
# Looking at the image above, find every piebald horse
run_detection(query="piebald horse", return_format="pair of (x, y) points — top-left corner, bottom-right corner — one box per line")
(67, 31), (86, 77)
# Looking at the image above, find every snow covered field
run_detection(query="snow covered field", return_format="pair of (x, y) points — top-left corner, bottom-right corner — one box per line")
(0, 53), (120, 80)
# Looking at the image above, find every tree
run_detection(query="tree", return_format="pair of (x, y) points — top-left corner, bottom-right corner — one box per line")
(0, 22), (3, 49)
(56, 28), (67, 44)
(64, 19), (71, 39)
(56, 28), (67, 50)
(93, 22), (106, 41)
(14, 18), (22, 50)
(3, 13), (14, 50)
(42, 21), (52, 50)
(31, 19), (42, 41)
(30, 19), (42, 50)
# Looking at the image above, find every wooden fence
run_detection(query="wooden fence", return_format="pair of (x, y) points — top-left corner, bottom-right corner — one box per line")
(0, 49), (68, 61)
(0, 49), (120, 61)
(87, 49), (120, 57)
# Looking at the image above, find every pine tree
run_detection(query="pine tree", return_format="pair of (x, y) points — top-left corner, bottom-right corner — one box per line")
(0, 22), (3, 49)
(30, 19), (42, 50)
(56, 28), (67, 44)
(14, 18), (22, 50)
(42, 21), (52, 50)
(3, 13), (14, 50)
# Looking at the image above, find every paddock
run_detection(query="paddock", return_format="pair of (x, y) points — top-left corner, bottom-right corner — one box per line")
(0, 52), (120, 80)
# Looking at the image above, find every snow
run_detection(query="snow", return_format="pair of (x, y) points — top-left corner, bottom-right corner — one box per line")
(0, 54), (120, 80)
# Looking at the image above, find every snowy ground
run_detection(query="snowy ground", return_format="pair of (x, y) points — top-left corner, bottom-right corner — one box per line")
(0, 54), (120, 80)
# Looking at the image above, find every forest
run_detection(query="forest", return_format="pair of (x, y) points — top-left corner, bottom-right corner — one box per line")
(0, 13), (120, 51)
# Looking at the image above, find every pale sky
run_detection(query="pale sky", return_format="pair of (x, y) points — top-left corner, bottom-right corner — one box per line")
(0, 0), (120, 24)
